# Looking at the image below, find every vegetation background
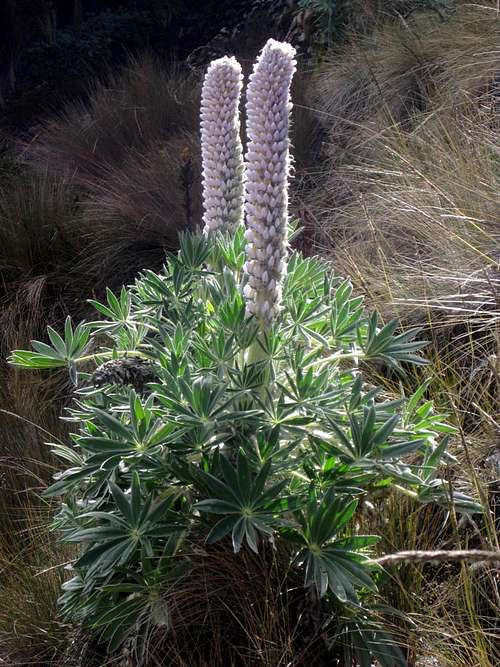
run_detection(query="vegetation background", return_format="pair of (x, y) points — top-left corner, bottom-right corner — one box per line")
(0, 0), (498, 665)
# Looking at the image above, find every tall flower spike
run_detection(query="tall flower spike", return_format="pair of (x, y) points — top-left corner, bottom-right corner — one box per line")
(243, 39), (296, 324)
(200, 56), (244, 235)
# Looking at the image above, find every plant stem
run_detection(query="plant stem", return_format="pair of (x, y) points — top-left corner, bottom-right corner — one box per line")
(371, 549), (500, 567)
(393, 484), (419, 499)
(76, 349), (148, 365)
(303, 350), (366, 370)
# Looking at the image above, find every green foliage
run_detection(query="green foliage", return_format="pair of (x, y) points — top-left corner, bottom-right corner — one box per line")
(10, 227), (481, 664)
(297, 0), (456, 45)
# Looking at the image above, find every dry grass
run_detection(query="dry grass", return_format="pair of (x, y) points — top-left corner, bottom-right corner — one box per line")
(312, 2), (499, 164)
(363, 491), (499, 666)
(0, 469), (70, 665)
(25, 54), (200, 186)
(302, 3), (500, 663)
(0, 168), (84, 476)
(78, 133), (203, 292)
(138, 541), (326, 667)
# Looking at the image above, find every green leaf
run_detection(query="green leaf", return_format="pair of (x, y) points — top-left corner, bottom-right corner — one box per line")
(380, 439), (424, 459)
(92, 408), (132, 441)
(206, 516), (237, 543)
(231, 517), (246, 553)
(108, 482), (133, 524)
(195, 499), (241, 514)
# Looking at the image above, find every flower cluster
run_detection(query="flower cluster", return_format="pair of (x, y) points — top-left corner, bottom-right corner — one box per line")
(242, 39), (297, 324)
(200, 56), (244, 235)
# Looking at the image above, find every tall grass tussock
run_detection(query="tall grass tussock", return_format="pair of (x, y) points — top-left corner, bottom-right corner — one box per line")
(308, 1), (499, 425)
(302, 3), (500, 663)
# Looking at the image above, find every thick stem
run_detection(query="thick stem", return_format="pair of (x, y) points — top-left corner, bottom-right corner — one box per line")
(245, 332), (271, 400)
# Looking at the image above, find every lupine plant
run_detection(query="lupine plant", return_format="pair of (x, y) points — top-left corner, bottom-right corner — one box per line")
(10, 39), (480, 666)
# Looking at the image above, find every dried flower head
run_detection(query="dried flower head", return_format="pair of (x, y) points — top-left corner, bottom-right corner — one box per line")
(242, 39), (297, 324)
(200, 56), (244, 235)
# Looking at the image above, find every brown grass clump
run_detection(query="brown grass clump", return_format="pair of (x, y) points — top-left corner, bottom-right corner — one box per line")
(312, 2), (499, 164)
(26, 54), (200, 186)
(0, 470), (69, 665)
(15, 54), (204, 293)
(363, 490), (500, 666)
(135, 541), (326, 667)
(79, 133), (202, 292)
(0, 168), (85, 472)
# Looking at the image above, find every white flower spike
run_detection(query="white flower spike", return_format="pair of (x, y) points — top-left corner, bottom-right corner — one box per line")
(243, 39), (297, 324)
(200, 56), (244, 235)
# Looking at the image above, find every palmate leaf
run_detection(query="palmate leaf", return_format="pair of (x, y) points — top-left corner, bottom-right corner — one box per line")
(292, 493), (380, 600)
(88, 286), (132, 334)
(178, 231), (211, 270)
(329, 279), (364, 341)
(94, 595), (148, 653)
(359, 313), (429, 370)
(377, 458), (483, 514)
(211, 225), (246, 272)
(284, 252), (327, 297)
(88, 539), (189, 655)
(325, 403), (427, 465)
(68, 473), (185, 574)
(9, 316), (91, 383)
(44, 464), (101, 497)
(194, 452), (289, 553)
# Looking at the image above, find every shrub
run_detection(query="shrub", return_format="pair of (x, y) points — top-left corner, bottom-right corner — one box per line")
(11, 39), (481, 666)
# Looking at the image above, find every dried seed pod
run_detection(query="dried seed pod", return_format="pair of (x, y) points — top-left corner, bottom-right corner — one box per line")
(91, 358), (157, 394)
